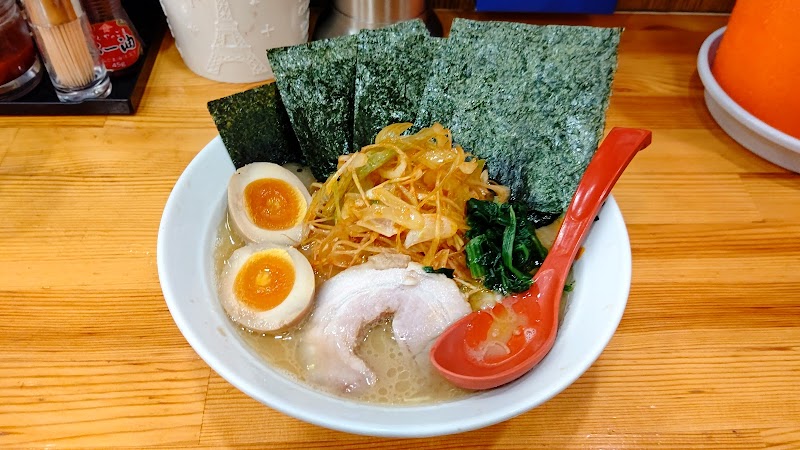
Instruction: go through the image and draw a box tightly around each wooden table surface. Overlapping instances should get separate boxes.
[2,11,799,449]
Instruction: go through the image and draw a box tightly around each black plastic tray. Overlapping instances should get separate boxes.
[0,0,167,116]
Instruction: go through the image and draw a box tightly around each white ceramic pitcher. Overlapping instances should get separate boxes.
[159,0,309,83]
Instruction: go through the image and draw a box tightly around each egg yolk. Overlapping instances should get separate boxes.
[244,178,305,230]
[234,249,296,311]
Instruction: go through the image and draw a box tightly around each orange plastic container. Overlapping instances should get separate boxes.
[712,0,800,139]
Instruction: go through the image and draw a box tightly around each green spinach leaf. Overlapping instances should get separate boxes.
[465,199,549,294]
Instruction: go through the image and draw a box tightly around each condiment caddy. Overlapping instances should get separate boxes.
[0,0,165,115]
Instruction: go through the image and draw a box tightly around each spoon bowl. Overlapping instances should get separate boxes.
[430,127,652,390]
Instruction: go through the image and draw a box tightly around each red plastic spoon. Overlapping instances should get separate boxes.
[430,127,652,390]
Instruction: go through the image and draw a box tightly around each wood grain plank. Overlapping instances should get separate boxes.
[740,174,800,222]
[628,223,800,257]
[200,366,764,449]
[169,434,766,450]
[623,129,787,174]
[613,12,728,31]
[0,358,208,447]
[0,116,106,128]
[607,95,719,130]
[594,329,800,427]
[0,289,199,355]
[613,53,703,97]
[623,282,800,331]
[762,428,800,450]
[619,27,727,55]
[0,126,212,172]
[626,222,800,283]
[631,253,800,284]
[0,127,216,290]
[613,173,762,224]
[0,128,17,165]
[617,0,735,13]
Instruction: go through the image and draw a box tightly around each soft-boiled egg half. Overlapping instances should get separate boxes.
[228,162,312,246]
[221,243,315,333]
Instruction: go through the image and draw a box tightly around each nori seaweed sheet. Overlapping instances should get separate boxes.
[387,18,428,35]
[268,35,357,180]
[207,82,302,168]
[414,19,622,213]
[268,20,429,180]
[353,24,439,149]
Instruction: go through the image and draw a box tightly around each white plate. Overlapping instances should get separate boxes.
[157,136,632,437]
[698,27,800,173]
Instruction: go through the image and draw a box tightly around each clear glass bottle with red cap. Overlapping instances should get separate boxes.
[80,0,142,73]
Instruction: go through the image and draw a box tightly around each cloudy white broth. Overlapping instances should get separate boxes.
[213,215,471,404]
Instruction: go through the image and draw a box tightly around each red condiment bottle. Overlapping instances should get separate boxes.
[80,0,142,73]
[0,0,42,100]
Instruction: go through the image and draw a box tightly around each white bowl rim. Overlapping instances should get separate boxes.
[697,26,800,152]
[156,136,633,437]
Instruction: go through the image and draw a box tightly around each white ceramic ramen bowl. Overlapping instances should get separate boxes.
[698,27,800,173]
[157,136,633,438]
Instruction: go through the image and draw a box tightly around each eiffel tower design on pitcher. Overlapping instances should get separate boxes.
[206,0,268,76]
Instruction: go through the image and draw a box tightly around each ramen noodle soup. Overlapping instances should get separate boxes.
[213,124,572,404]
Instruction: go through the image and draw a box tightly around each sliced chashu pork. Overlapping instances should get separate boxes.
[299,256,471,393]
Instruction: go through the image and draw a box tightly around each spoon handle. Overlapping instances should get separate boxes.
[541,128,652,277]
